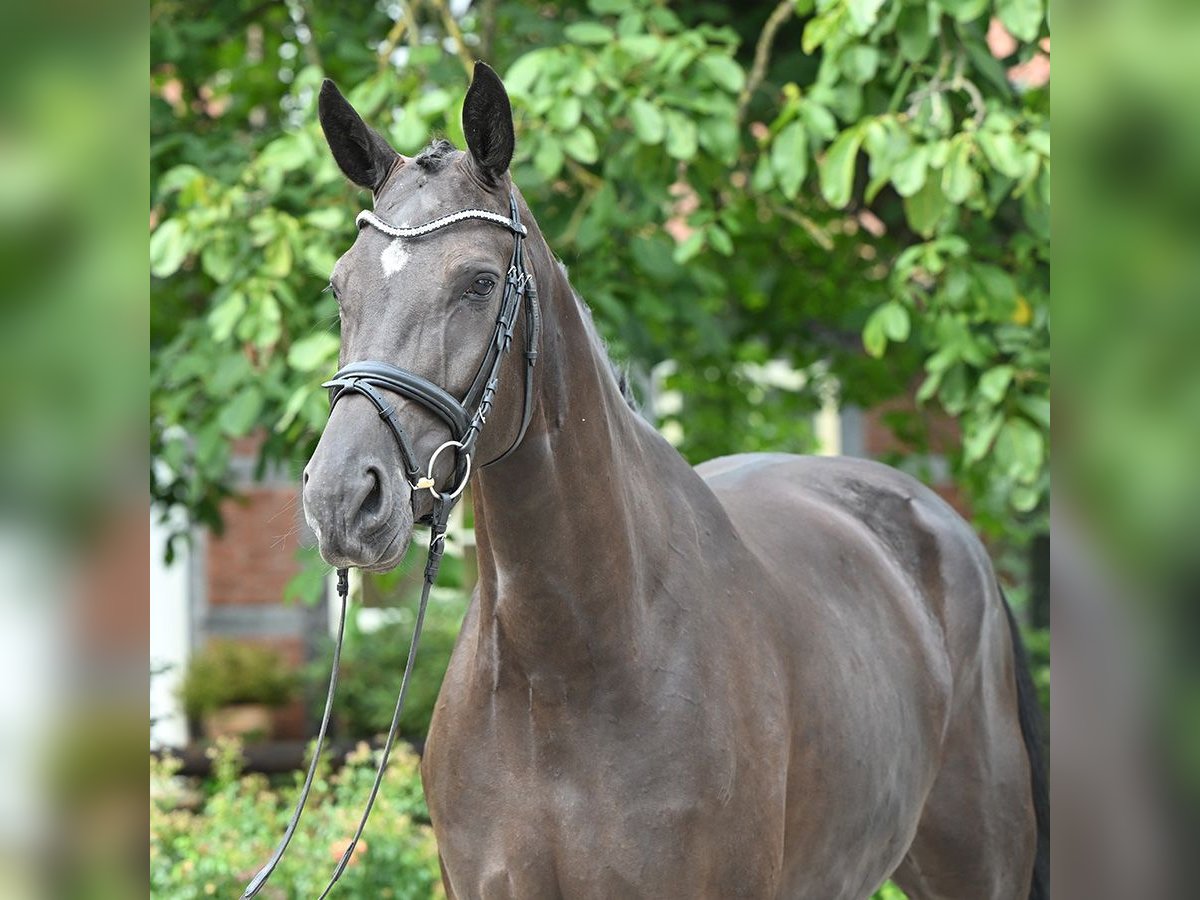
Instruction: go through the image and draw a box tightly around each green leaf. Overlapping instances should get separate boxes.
[564,22,614,44]
[940,362,969,414]
[629,99,665,144]
[150,219,190,279]
[156,164,204,197]
[964,412,1003,463]
[935,0,990,23]
[698,116,739,163]
[1018,395,1051,430]
[799,101,837,143]
[664,110,699,160]
[708,225,733,256]
[263,237,292,278]
[819,126,864,209]
[977,129,1026,179]
[995,417,1045,483]
[1010,484,1042,513]
[802,9,843,55]
[505,50,548,96]
[672,231,705,264]
[207,291,246,342]
[533,139,565,178]
[549,97,582,131]
[621,34,662,60]
[257,132,312,173]
[903,174,946,237]
[975,264,1018,315]
[891,145,929,197]
[288,332,340,372]
[916,368,944,403]
[200,237,236,284]
[847,0,886,33]
[771,121,808,201]
[218,387,264,437]
[413,88,452,117]
[941,136,979,204]
[700,54,745,93]
[863,313,886,358]
[752,154,775,192]
[563,126,600,164]
[879,302,911,342]
[839,45,880,84]
[276,385,313,432]
[305,208,345,230]
[896,5,933,62]
[303,243,337,278]
[997,0,1044,41]
[978,365,1014,404]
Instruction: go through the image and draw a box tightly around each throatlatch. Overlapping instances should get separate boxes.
[242,191,536,899]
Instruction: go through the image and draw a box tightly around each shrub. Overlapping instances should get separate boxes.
[151,737,443,898]
[311,592,468,741]
[178,640,296,719]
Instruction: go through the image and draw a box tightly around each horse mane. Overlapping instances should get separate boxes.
[554,260,639,413]
[414,138,457,172]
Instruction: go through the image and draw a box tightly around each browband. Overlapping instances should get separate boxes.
[355,207,527,239]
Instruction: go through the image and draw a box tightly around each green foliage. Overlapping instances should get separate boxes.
[150,738,442,898]
[313,589,470,740]
[151,0,1048,542]
[150,737,909,898]
[178,640,296,718]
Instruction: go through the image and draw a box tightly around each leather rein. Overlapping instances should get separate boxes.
[242,189,538,899]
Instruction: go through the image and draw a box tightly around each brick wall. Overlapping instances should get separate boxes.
[208,487,303,607]
[191,431,322,741]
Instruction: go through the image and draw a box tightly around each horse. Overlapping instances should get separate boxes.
[301,62,1047,900]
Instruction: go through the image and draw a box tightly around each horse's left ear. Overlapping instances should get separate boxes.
[318,79,400,194]
[462,61,515,185]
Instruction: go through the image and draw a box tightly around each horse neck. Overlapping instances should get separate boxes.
[469,243,690,687]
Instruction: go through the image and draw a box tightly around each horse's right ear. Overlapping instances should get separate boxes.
[318,79,400,194]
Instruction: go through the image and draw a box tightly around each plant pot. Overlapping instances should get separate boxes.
[203,703,274,741]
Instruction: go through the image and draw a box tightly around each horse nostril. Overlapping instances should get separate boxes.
[360,467,384,518]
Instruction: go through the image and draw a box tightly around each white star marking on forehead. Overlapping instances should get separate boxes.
[380,240,410,278]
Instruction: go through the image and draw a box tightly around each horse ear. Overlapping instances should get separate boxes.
[318,79,400,194]
[462,62,515,184]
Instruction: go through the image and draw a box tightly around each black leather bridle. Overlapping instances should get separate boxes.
[325,189,539,508]
[243,190,538,899]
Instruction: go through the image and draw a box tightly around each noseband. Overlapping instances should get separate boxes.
[242,190,539,899]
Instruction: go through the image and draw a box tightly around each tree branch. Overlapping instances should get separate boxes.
[377,11,409,70]
[429,0,475,78]
[736,0,796,126]
[479,0,499,62]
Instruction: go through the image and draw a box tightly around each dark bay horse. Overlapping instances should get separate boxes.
[302,63,1047,899]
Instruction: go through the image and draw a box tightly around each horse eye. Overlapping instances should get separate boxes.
[469,276,496,297]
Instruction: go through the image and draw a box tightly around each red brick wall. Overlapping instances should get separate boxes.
[207,487,303,606]
[199,429,311,740]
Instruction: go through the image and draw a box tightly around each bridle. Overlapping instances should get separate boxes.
[242,189,538,899]
[324,189,539,505]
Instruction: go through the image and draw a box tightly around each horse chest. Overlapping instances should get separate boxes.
[424,684,785,899]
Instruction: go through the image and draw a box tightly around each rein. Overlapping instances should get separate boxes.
[242,190,537,899]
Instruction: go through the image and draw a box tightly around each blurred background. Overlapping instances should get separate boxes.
[4,0,1199,896]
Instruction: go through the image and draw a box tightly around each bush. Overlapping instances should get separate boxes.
[151,738,443,898]
[312,591,468,741]
[178,640,296,719]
